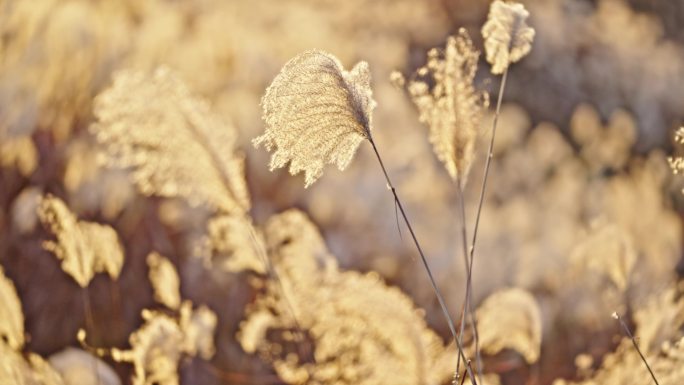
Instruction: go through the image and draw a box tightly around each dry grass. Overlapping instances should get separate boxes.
[0,1,683,385]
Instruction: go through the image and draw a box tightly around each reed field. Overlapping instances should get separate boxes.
[1,1,684,384]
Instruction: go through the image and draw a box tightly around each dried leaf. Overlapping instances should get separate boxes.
[254,50,376,187]
[477,288,542,364]
[37,195,124,287]
[91,67,249,214]
[482,0,535,74]
[147,252,181,311]
[0,266,24,350]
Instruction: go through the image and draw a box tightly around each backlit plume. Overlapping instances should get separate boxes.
[254,50,376,187]
[482,0,535,74]
[404,29,488,185]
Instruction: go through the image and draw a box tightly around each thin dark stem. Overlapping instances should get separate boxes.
[470,68,508,259]
[460,360,474,385]
[455,185,470,375]
[614,313,660,385]
[456,184,483,384]
[455,67,509,381]
[367,136,477,385]
[462,66,509,383]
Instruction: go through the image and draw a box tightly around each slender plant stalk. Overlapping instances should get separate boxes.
[456,185,483,384]
[614,313,660,385]
[459,359,474,385]
[366,135,477,385]
[469,67,508,260]
[457,66,509,381]
[455,185,470,374]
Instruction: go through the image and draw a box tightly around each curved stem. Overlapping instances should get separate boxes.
[455,185,470,376]
[461,66,509,382]
[367,136,477,385]
[615,313,660,385]
[456,185,483,384]
[469,67,508,259]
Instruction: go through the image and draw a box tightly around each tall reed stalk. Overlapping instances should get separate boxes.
[456,66,509,381]
[367,135,478,385]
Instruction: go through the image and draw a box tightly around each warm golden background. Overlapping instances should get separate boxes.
[1,0,684,384]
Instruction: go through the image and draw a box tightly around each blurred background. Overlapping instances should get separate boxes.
[1,0,684,384]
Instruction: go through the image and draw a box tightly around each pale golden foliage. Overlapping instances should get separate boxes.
[591,152,681,293]
[0,0,130,141]
[111,301,217,385]
[91,67,249,214]
[0,266,24,350]
[482,0,535,74]
[91,66,261,276]
[668,127,684,175]
[478,105,679,307]
[477,288,542,364]
[112,310,184,385]
[202,215,265,274]
[570,220,636,291]
[254,50,376,187]
[238,310,274,354]
[238,210,454,385]
[0,341,65,385]
[62,139,135,221]
[147,253,181,311]
[405,29,487,185]
[178,303,218,360]
[554,288,684,385]
[633,289,684,352]
[0,268,64,384]
[63,140,101,194]
[553,340,683,385]
[37,195,124,287]
[0,135,38,177]
[571,104,637,173]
